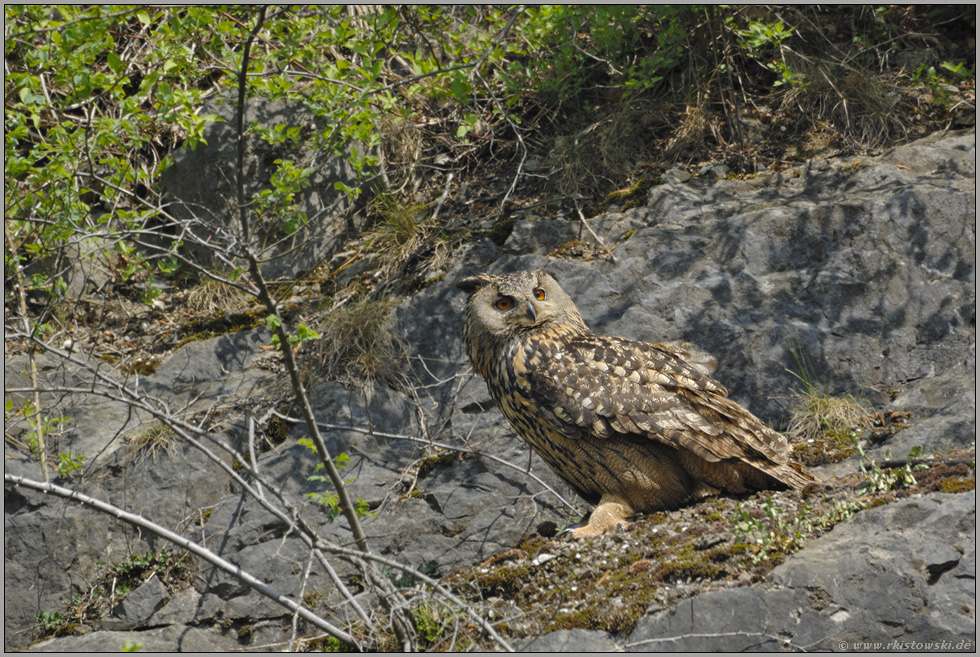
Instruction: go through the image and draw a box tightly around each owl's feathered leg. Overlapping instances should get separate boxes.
[562,496,635,538]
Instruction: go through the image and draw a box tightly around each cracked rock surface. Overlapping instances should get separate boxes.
[6,130,975,651]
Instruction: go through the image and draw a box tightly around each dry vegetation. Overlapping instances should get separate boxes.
[304,296,407,388]
[5,5,975,651]
[408,435,974,650]
[6,6,973,389]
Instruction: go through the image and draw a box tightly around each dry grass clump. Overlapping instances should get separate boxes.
[362,191,434,278]
[786,390,872,443]
[126,422,180,465]
[774,55,904,150]
[784,346,872,445]
[379,114,425,195]
[548,101,653,200]
[665,100,710,160]
[184,274,256,316]
[305,297,406,388]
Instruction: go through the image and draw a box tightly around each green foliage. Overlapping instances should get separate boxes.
[822,498,863,526]
[941,60,974,79]
[267,315,319,351]
[912,61,976,107]
[320,636,354,652]
[8,4,964,315]
[732,16,804,87]
[36,548,188,640]
[4,5,215,282]
[55,451,86,479]
[4,3,702,279]
[6,398,83,479]
[3,5,526,303]
[297,438,374,522]
[853,439,918,494]
[732,495,813,564]
[252,158,315,235]
[35,610,66,633]
[412,603,459,650]
[11,399,70,456]
[105,548,186,580]
[503,6,693,103]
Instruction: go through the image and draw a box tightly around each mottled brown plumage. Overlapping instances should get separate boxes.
[457,270,815,537]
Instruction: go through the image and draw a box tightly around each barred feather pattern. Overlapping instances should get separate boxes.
[458,270,815,526]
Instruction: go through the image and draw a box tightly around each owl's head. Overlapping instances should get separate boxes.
[457,270,589,352]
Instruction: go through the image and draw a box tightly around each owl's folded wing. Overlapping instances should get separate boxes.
[529,335,805,478]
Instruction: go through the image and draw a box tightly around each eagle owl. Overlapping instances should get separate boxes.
[457,270,815,538]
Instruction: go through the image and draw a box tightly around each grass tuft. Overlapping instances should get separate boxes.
[305,297,406,388]
[785,344,871,445]
[184,273,255,316]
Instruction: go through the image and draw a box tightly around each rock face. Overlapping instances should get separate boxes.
[5,130,975,651]
[627,493,975,651]
[161,92,376,279]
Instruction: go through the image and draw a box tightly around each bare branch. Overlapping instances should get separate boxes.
[5,473,358,645]
[273,411,580,512]
[4,222,50,481]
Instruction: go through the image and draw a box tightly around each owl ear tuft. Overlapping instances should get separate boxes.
[538,269,559,283]
[457,274,493,295]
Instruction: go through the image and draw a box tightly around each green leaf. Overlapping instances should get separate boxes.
[19,86,37,105]
[296,324,319,343]
[140,70,161,93]
[107,51,125,75]
[450,72,471,101]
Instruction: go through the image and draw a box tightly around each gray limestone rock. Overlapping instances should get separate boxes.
[628,493,976,652]
[102,574,169,631]
[517,627,619,652]
[5,130,975,652]
[161,92,377,279]
[27,625,238,653]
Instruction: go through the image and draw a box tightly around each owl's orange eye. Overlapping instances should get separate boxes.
[494,296,514,311]
[533,287,546,301]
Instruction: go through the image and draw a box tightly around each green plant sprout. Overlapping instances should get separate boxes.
[298,438,374,522]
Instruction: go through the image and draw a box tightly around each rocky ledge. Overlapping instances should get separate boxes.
[5,130,975,651]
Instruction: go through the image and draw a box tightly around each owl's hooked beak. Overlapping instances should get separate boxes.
[525,301,537,322]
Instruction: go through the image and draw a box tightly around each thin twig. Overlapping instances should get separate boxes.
[3,351,381,640]
[229,9,415,648]
[4,221,49,482]
[5,473,358,645]
[870,457,975,470]
[247,415,264,500]
[431,172,455,222]
[272,411,579,512]
[623,630,802,651]
[575,201,616,263]
[466,6,528,214]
